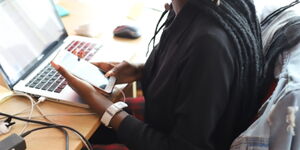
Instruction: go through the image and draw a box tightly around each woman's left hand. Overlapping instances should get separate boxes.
[50,61,112,115]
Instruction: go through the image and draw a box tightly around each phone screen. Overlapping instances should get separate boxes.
[52,50,115,93]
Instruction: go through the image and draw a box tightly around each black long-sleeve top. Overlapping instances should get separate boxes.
[117,2,255,150]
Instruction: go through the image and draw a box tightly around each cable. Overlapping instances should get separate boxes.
[0,92,40,134]
[17,105,91,150]
[0,93,92,149]
[0,112,93,150]
[60,127,70,150]
[1,112,97,120]
[0,93,94,150]
[114,86,126,102]
[18,112,96,119]
[20,125,69,150]
[19,94,35,134]
[0,93,59,133]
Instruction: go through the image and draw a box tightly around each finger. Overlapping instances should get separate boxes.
[104,61,129,77]
[91,62,115,72]
[92,62,119,66]
[50,61,90,90]
[110,62,120,66]
[51,61,76,81]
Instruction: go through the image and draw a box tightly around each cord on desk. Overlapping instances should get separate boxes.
[60,127,70,150]
[0,93,92,150]
[16,112,97,119]
[0,92,44,134]
[0,93,71,150]
[20,125,69,150]
[0,112,93,150]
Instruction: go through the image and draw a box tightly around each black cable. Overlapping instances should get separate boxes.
[0,112,93,150]
[60,127,70,150]
[20,126,70,150]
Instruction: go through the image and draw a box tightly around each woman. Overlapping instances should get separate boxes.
[51,0,264,149]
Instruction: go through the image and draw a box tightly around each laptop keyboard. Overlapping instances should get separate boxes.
[25,40,102,93]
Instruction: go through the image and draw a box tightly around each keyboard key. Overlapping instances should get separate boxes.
[29,83,37,88]
[48,82,60,92]
[25,40,102,92]
[35,82,45,89]
[65,41,75,50]
[54,88,63,93]
[42,83,52,90]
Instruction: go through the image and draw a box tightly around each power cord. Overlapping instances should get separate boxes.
[0,93,92,150]
[0,92,44,134]
[0,87,127,150]
[15,112,97,119]
[114,86,126,102]
[19,125,69,150]
[0,112,93,150]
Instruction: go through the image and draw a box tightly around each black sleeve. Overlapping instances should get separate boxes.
[117,33,235,150]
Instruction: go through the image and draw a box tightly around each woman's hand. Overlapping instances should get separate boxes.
[92,61,144,84]
[50,61,112,115]
[51,61,129,130]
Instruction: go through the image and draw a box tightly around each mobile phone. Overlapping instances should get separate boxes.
[52,50,116,94]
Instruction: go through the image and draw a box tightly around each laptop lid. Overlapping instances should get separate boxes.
[0,0,68,88]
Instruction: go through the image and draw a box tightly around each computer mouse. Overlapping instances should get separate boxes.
[113,25,141,39]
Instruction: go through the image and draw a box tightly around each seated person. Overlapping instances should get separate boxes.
[231,0,300,149]
[51,0,264,149]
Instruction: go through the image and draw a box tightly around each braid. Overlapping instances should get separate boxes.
[190,0,264,116]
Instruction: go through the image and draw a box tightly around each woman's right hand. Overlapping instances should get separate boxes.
[92,61,144,84]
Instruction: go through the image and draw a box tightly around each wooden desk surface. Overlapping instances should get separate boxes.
[0,0,161,149]
[0,85,100,150]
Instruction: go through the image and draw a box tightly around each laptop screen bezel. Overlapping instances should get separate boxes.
[0,0,68,89]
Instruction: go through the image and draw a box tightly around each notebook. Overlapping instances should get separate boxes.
[0,0,107,108]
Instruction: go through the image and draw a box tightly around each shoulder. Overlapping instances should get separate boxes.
[180,15,235,61]
[176,13,237,72]
[190,13,232,49]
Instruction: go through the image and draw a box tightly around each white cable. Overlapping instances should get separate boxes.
[1,111,96,120]
[0,92,36,134]
[114,86,126,102]
[30,100,93,150]
[0,93,92,149]
[17,112,97,119]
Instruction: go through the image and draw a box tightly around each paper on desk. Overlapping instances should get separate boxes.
[0,86,13,104]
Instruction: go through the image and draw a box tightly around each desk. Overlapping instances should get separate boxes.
[0,0,161,149]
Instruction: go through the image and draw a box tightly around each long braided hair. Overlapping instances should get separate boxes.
[189,0,264,119]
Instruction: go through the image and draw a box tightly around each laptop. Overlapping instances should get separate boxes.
[0,0,107,108]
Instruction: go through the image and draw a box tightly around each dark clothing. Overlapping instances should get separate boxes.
[116,2,257,150]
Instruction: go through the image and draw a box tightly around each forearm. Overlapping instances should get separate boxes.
[87,95,129,130]
[110,111,129,130]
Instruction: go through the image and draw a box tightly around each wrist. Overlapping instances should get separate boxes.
[135,64,144,80]
[100,102,128,128]
[110,111,128,130]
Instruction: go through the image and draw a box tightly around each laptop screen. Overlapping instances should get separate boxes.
[0,0,66,87]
